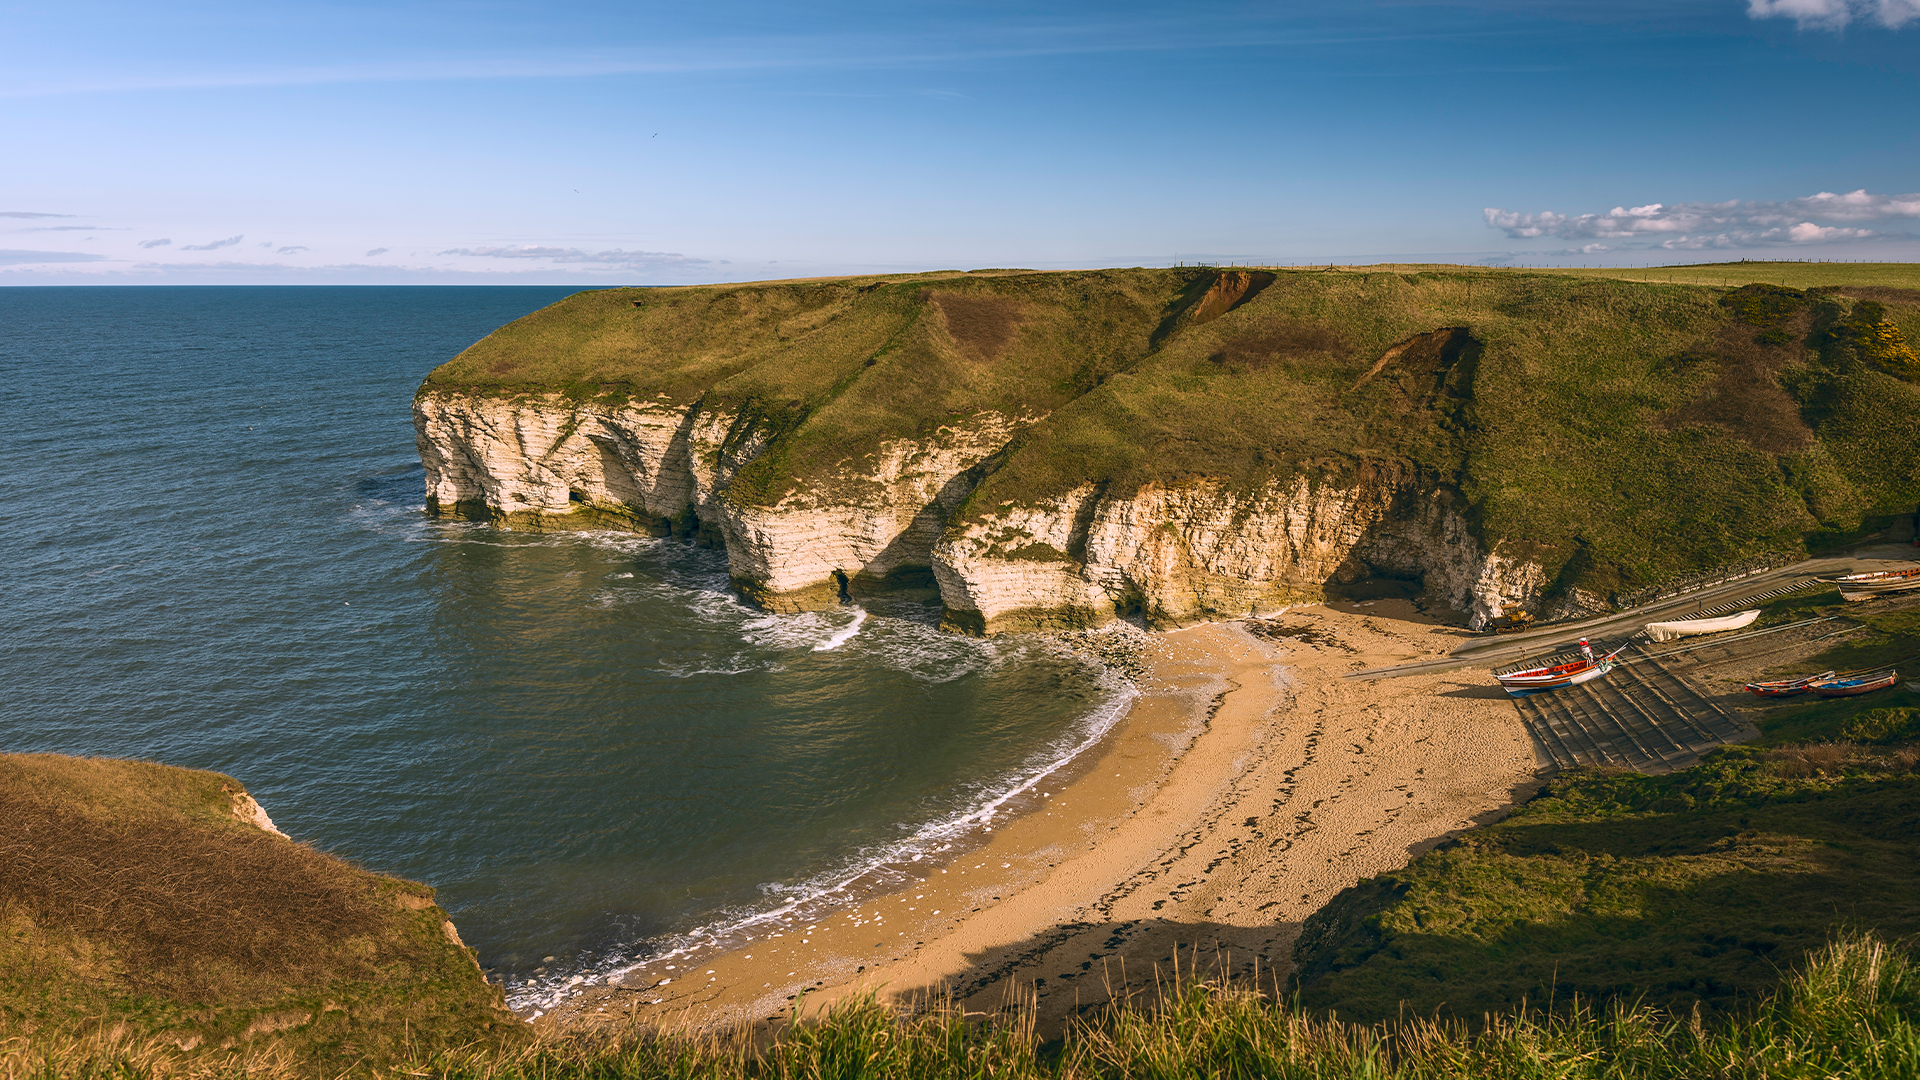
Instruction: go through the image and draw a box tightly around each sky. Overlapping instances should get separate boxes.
[3,0,1917,284]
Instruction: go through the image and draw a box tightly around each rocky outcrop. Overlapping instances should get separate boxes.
[933,466,1546,633]
[414,392,1035,612]
[416,391,1553,629]
[719,413,1029,608]
[413,394,706,531]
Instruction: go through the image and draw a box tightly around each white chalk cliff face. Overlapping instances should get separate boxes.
[414,392,1030,610]
[414,393,1547,629]
[933,468,1544,633]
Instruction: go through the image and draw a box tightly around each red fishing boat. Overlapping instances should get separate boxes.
[1494,640,1626,697]
[1809,670,1899,698]
[1745,671,1836,698]
[1822,566,1920,602]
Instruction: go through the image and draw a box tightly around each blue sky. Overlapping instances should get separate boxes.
[3,0,1917,283]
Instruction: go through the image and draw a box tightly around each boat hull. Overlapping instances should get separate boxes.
[1839,582,1920,601]
[1826,567,1920,602]
[1809,671,1898,698]
[1498,660,1614,697]
[1745,671,1834,698]
[1645,609,1760,643]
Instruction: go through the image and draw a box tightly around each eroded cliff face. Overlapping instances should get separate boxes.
[416,393,1549,629]
[933,467,1545,633]
[414,393,706,529]
[413,392,1033,611]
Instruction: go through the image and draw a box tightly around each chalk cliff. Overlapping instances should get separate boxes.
[414,392,1042,613]
[414,393,1544,628]
[932,468,1546,633]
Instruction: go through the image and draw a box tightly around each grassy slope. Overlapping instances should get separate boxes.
[420,264,1920,607]
[1292,605,1920,1024]
[30,935,1920,1078]
[0,753,514,1067]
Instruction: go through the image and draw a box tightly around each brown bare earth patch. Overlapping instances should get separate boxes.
[1210,321,1350,370]
[1349,326,1475,392]
[1662,306,1814,454]
[930,291,1028,362]
[1187,270,1276,326]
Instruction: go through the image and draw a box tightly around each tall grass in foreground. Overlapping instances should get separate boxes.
[9,932,1917,1079]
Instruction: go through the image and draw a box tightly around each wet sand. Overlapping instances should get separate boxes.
[539,600,1540,1033]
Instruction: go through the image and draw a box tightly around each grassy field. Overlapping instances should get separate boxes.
[0,754,517,1069]
[1290,600,1920,1026]
[14,933,1918,1078]
[422,263,1920,611]
[1543,261,1920,291]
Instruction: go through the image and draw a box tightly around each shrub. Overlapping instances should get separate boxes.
[1844,707,1920,744]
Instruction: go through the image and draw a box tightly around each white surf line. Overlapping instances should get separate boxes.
[813,608,868,651]
[515,673,1142,1012]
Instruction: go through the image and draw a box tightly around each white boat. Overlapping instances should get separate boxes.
[1494,641,1627,697]
[1643,609,1760,642]
[1821,566,1920,602]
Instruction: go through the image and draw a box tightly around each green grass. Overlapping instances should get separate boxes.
[1290,741,1920,1025]
[1541,260,1920,292]
[0,754,518,1069]
[420,264,1920,612]
[16,933,1920,1078]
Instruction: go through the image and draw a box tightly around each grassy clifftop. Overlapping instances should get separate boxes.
[0,753,515,1069]
[421,263,1920,608]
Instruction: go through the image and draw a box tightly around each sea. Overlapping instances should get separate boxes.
[0,286,1129,1008]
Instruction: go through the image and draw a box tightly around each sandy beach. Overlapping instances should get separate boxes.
[539,600,1540,1033]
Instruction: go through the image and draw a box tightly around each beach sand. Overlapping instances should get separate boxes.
[539,600,1540,1033]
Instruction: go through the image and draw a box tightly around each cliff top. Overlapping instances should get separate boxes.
[419,262,1920,604]
[0,753,514,1069]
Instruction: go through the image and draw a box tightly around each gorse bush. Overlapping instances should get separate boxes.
[1845,708,1920,745]
[1824,299,1920,380]
[10,931,1916,1079]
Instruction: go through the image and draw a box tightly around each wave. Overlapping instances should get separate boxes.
[374,520,1132,1013]
[507,651,1139,1013]
[812,608,867,651]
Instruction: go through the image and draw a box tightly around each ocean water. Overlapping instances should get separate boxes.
[0,286,1124,1005]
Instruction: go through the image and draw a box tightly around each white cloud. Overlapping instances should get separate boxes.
[0,249,108,265]
[365,247,389,257]
[1747,0,1920,28]
[276,245,309,254]
[139,238,171,248]
[1785,222,1875,242]
[0,211,74,219]
[1485,189,1920,250]
[180,234,244,251]
[437,244,709,270]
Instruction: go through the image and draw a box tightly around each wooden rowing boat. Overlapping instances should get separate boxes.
[1821,566,1920,602]
[1494,641,1626,697]
[1809,670,1898,698]
[1745,670,1835,698]
[1644,609,1760,642]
